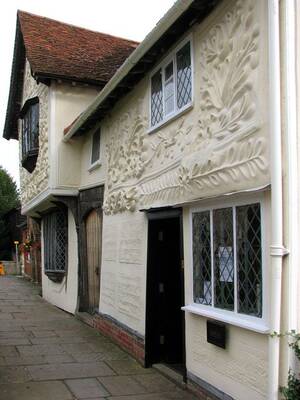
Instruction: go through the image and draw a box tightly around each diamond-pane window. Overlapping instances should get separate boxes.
[237,204,262,317]
[151,70,163,126]
[192,202,263,319]
[150,39,192,128]
[193,211,212,305]
[44,209,67,275]
[213,208,234,311]
[176,42,192,109]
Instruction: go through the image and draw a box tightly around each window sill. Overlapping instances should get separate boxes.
[45,271,65,283]
[182,304,269,334]
[148,102,193,135]
[88,160,102,173]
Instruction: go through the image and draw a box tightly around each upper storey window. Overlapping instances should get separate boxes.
[88,127,101,172]
[20,97,39,173]
[150,38,193,130]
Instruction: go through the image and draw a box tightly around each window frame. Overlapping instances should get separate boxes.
[43,208,68,283]
[148,35,194,133]
[88,127,102,172]
[183,193,269,333]
[20,97,39,173]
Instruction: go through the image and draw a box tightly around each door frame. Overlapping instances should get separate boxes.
[144,207,186,381]
[77,186,104,312]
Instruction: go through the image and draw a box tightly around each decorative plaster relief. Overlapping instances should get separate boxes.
[20,61,50,205]
[104,0,267,215]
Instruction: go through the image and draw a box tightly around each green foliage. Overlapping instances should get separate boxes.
[0,166,19,216]
[0,166,19,260]
[276,330,300,400]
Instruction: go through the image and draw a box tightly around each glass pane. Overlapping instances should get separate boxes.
[213,208,234,310]
[54,210,67,272]
[151,70,163,126]
[164,62,174,115]
[176,42,192,109]
[91,128,101,164]
[165,62,173,81]
[237,204,262,317]
[193,212,212,305]
[31,103,39,149]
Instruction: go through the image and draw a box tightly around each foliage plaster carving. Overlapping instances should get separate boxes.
[104,0,268,215]
[20,61,50,205]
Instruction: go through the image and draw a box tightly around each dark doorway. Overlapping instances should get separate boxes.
[145,209,185,375]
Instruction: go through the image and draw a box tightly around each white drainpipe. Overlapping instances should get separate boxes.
[283,0,298,369]
[268,0,289,399]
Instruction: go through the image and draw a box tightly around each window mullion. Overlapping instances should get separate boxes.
[233,206,238,314]
[210,210,215,308]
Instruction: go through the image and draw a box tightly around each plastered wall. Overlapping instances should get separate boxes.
[41,209,78,314]
[99,210,148,335]
[51,82,99,189]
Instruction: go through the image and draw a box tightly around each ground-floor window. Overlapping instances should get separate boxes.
[43,208,67,281]
[192,202,262,318]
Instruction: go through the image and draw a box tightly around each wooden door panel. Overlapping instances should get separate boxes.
[86,209,102,311]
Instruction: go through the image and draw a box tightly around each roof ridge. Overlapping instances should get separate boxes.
[17,9,139,45]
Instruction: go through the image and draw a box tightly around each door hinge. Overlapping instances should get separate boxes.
[160,335,165,345]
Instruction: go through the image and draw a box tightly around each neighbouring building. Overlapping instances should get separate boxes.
[3,1,300,400]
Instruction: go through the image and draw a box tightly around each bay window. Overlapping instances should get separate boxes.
[20,97,39,173]
[150,38,192,129]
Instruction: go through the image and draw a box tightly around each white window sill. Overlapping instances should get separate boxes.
[182,304,269,334]
[148,102,193,135]
[88,160,101,173]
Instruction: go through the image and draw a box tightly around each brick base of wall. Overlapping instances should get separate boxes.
[91,312,145,365]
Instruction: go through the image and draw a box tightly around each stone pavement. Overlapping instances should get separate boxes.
[0,276,197,400]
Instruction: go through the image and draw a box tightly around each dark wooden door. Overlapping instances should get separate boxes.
[86,209,102,312]
[146,214,185,370]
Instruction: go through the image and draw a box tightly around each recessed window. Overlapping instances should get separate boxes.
[91,128,101,166]
[43,209,67,282]
[150,38,192,129]
[20,97,39,173]
[192,203,262,318]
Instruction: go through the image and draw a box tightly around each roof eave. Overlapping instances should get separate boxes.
[64,0,219,142]
[3,18,25,140]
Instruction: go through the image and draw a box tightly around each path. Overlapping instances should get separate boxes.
[0,276,197,400]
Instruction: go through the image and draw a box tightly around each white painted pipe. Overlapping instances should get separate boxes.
[283,0,298,370]
[268,0,289,399]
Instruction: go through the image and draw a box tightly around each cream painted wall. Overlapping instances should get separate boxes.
[51,82,99,189]
[41,209,79,314]
[79,123,107,190]
[182,190,271,400]
[99,210,148,335]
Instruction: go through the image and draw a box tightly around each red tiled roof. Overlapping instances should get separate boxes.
[18,10,139,84]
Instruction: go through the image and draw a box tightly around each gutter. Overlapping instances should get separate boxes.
[268,1,289,399]
[63,0,194,142]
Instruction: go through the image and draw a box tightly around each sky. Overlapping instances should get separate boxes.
[0,0,175,186]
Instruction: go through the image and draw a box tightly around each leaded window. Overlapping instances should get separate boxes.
[192,203,262,318]
[20,98,39,173]
[91,128,101,165]
[43,209,67,281]
[150,39,192,128]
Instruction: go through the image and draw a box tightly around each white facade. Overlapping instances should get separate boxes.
[16,1,300,399]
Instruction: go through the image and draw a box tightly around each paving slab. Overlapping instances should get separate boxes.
[0,276,198,400]
[0,381,73,400]
[28,362,116,380]
[65,377,109,398]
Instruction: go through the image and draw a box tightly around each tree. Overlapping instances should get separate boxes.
[0,167,19,260]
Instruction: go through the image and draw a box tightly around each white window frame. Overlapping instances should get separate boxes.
[88,127,102,172]
[148,35,194,133]
[183,193,269,334]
